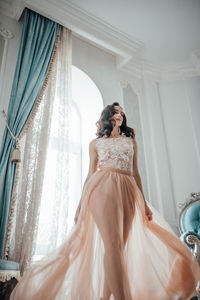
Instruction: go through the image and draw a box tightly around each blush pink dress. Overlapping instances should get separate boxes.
[10,135,200,300]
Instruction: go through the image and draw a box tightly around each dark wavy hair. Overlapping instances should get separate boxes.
[95,102,135,139]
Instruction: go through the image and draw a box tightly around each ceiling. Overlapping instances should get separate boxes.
[67,0,200,64]
[0,0,200,79]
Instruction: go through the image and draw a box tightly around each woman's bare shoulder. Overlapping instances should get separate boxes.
[128,133,136,147]
[90,137,99,144]
[131,137,137,151]
[89,138,99,151]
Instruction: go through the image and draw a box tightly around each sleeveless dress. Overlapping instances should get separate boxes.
[10,135,200,300]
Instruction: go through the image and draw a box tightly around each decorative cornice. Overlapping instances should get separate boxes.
[1,0,200,81]
[13,0,144,68]
[121,54,200,81]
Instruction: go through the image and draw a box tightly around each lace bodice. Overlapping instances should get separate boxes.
[95,135,134,173]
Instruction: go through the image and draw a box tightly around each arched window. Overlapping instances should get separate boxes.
[72,65,103,179]
[68,66,103,227]
[33,66,103,261]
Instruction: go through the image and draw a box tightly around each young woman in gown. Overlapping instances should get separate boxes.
[10,102,200,300]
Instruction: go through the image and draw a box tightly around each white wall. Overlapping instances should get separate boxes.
[185,76,200,157]
[159,78,200,204]
[140,77,200,232]
[0,13,22,144]
[72,36,123,106]
[140,80,178,231]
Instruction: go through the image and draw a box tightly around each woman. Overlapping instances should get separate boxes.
[74,102,153,300]
[11,102,200,300]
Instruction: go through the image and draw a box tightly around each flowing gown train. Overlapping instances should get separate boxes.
[10,135,200,300]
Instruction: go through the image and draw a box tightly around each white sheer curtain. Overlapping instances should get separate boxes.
[7,26,72,274]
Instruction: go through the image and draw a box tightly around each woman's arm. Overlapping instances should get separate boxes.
[132,138,146,200]
[132,138,152,221]
[74,139,98,223]
[80,139,98,202]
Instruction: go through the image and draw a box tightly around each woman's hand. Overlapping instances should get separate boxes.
[145,204,153,221]
[74,203,81,224]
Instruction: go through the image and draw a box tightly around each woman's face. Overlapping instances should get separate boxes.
[112,105,124,127]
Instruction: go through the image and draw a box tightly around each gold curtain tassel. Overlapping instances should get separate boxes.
[11,140,21,163]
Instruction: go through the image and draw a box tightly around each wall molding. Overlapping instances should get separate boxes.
[0,25,14,40]
[0,23,14,105]
[1,0,200,81]
[122,54,200,81]
[156,82,178,220]
[183,78,200,171]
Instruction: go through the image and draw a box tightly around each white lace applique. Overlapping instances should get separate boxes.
[95,135,134,172]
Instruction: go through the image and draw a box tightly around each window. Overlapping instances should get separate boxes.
[33,66,103,261]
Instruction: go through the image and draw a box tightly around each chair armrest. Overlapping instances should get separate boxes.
[0,259,20,282]
[0,259,19,271]
[180,232,200,265]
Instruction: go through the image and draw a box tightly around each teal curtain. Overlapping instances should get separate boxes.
[0,8,59,257]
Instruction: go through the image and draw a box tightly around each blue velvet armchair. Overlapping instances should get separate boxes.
[0,259,20,298]
[179,192,200,299]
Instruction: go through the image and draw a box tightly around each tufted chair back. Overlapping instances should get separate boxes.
[179,193,200,299]
[179,193,200,265]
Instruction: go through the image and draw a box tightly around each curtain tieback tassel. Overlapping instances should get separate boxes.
[11,139,21,163]
[2,110,21,164]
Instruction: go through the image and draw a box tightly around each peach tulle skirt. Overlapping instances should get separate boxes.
[10,166,200,300]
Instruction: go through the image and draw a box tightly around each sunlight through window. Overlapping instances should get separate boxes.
[33,66,103,261]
